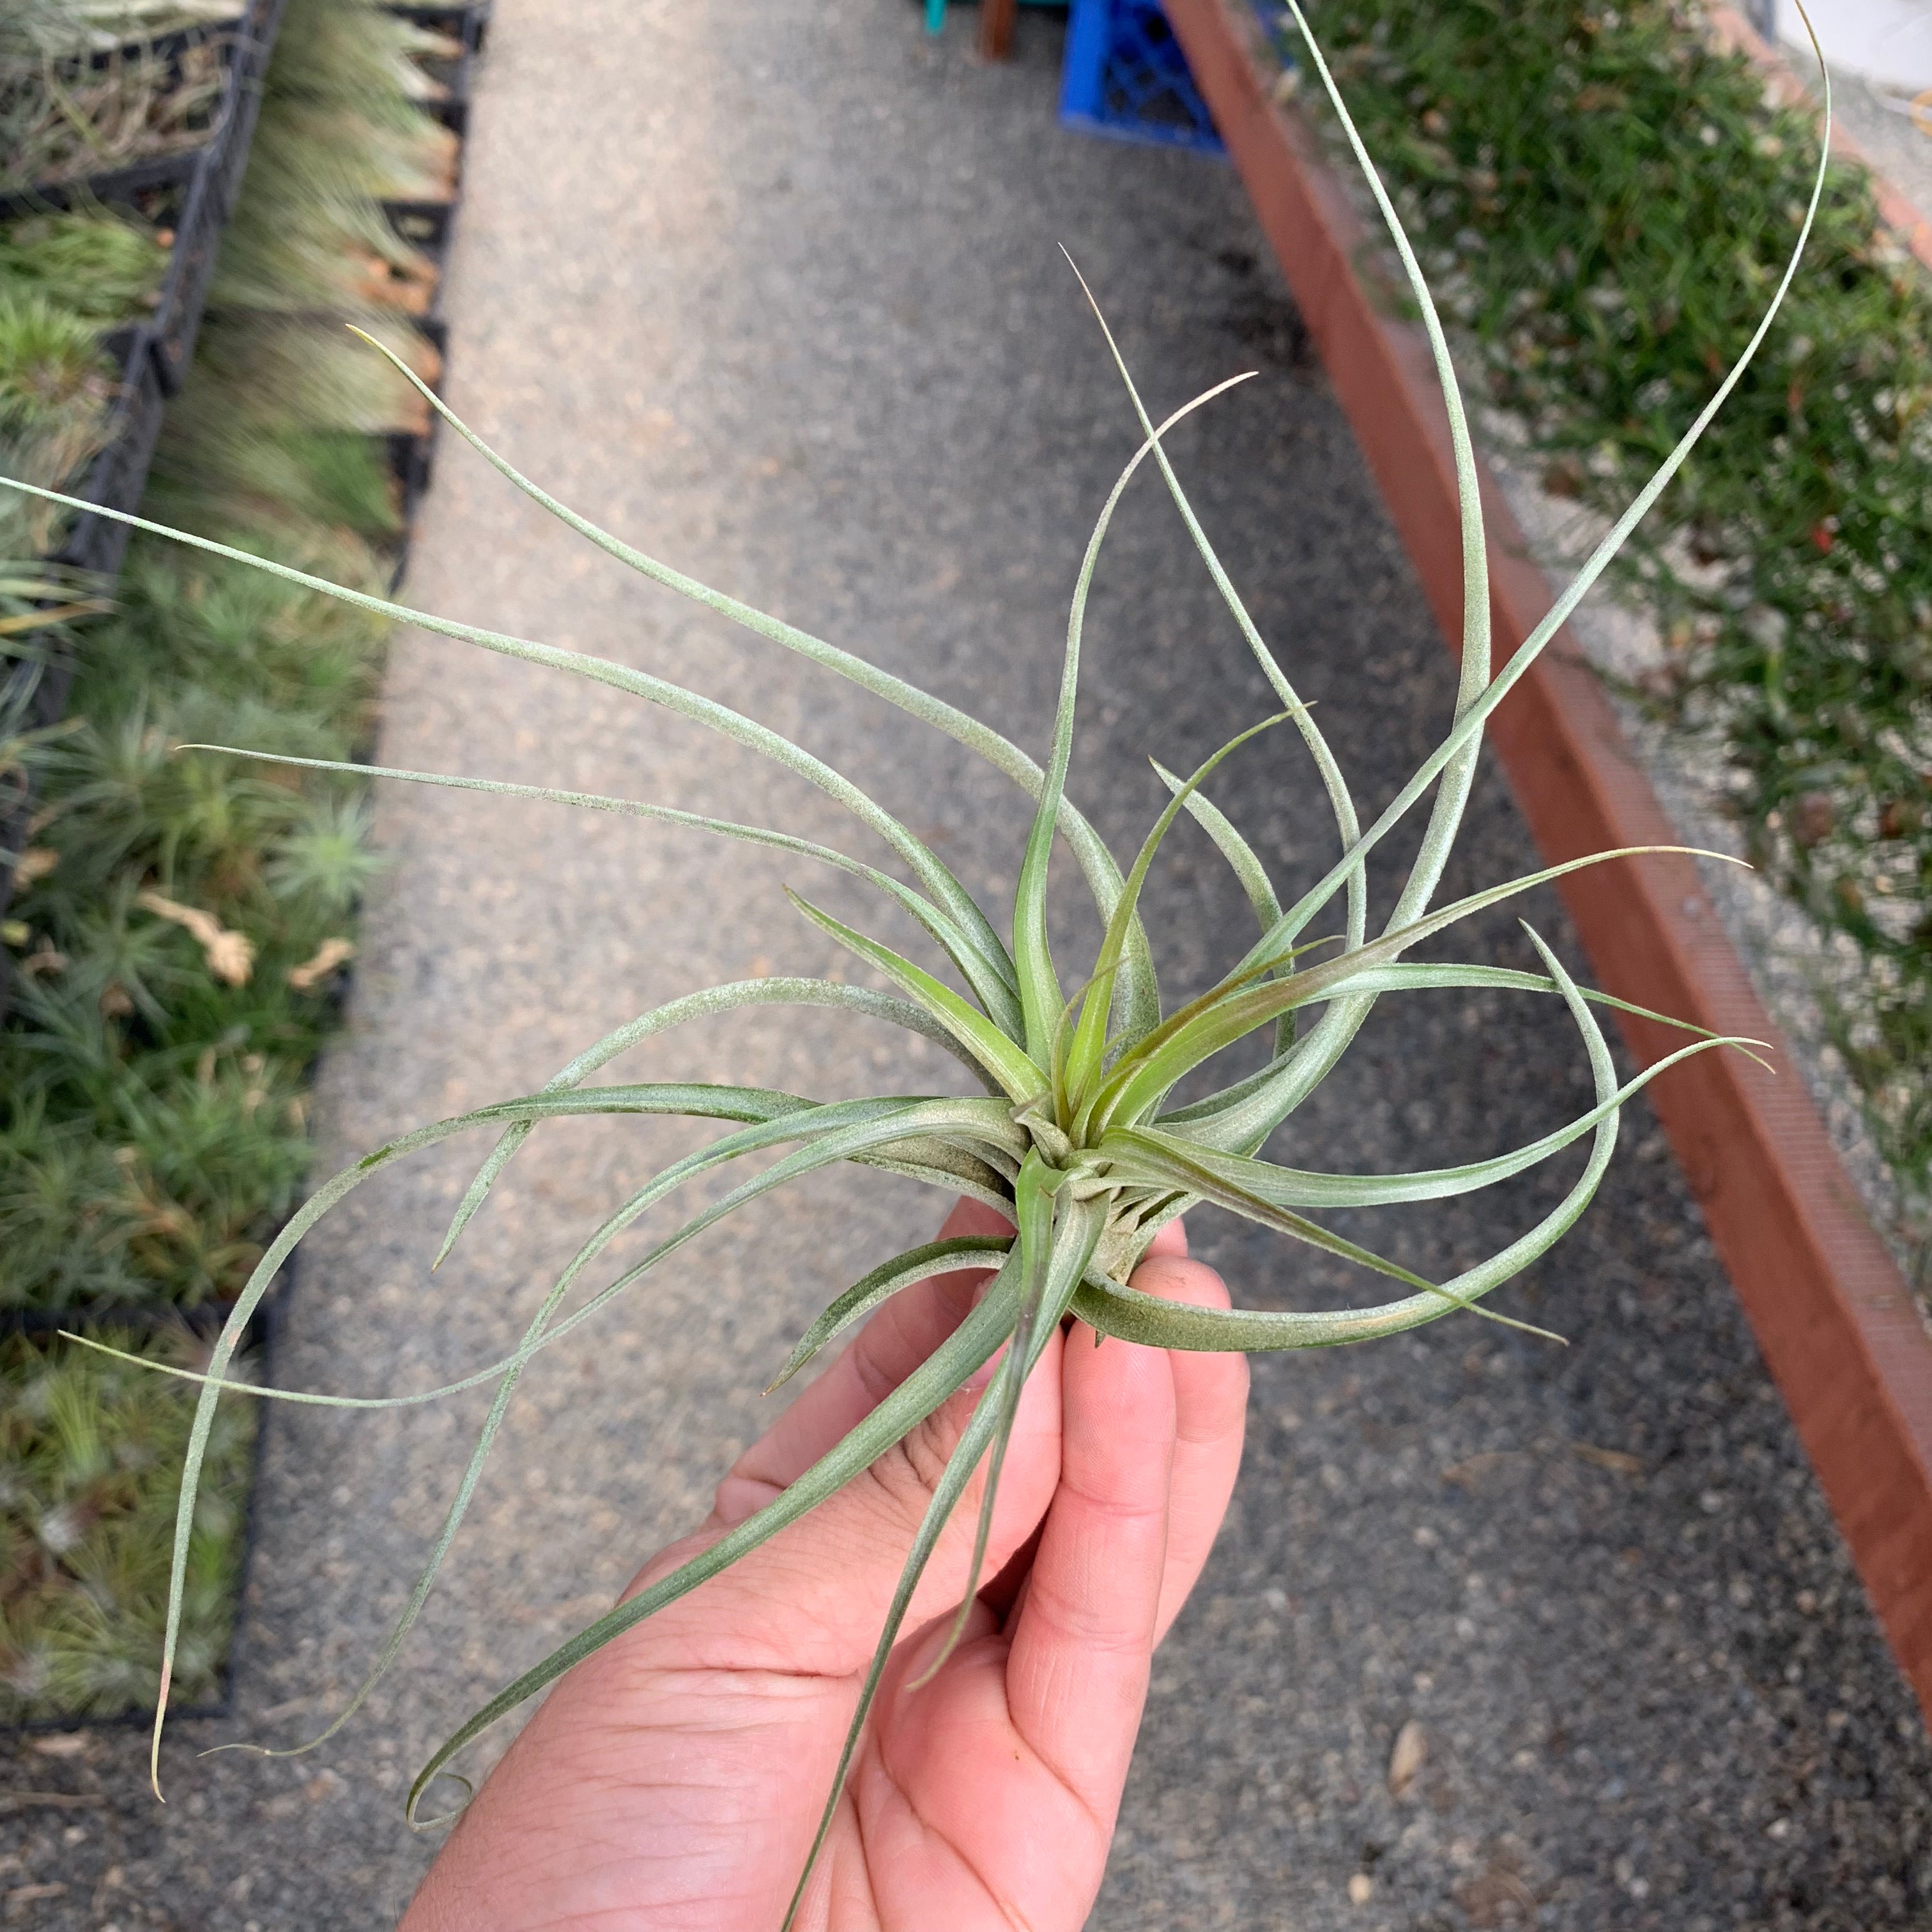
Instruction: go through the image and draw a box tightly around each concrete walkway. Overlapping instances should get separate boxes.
[7,4,1930,1928]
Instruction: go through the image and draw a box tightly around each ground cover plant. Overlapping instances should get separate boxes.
[1266,0,1932,1280]
[1,0,447,1718]
[0,2,240,61]
[209,0,456,320]
[0,206,172,563]
[4,2,1825,1915]
[1,559,105,893]
[0,543,387,1311]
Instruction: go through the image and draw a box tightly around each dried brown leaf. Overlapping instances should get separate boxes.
[288,936,356,991]
[137,890,254,986]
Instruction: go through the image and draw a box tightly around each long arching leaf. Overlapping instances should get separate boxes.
[187,744,1021,1035]
[347,328,1254,1045]
[436,976,1000,1267]
[1072,928,1630,1349]
[405,1250,1031,1825]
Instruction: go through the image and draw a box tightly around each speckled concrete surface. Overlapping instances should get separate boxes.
[5,4,1930,1928]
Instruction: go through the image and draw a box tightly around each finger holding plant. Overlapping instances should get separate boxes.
[1,3,1830,1920]
[399,1200,1250,1932]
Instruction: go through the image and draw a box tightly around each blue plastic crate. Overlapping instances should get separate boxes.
[1059,0,1224,154]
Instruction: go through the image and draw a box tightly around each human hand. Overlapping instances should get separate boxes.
[401,1200,1248,1931]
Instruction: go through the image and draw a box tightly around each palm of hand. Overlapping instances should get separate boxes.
[403,1203,1246,1932]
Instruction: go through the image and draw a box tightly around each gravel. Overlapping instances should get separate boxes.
[4,3,1928,1928]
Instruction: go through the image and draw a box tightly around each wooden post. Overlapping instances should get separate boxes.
[979,0,1018,59]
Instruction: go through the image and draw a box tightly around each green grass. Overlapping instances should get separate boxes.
[2,0,441,1315]
[1266,0,1931,1275]
[0,210,172,560]
[0,1324,257,1724]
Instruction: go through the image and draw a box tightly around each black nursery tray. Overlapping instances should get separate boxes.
[144,162,224,392]
[382,0,492,51]
[408,3,480,137]
[0,326,166,808]
[382,191,460,326]
[385,192,458,260]
[205,0,287,220]
[145,0,288,388]
[380,317,448,592]
[1,30,234,218]
[0,145,201,220]
[64,8,247,74]
[0,0,286,920]
[2,0,285,395]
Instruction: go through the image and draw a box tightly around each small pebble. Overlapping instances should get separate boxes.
[1388,1719,1429,1797]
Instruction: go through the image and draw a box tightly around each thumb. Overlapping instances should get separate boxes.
[622,1303,1066,1683]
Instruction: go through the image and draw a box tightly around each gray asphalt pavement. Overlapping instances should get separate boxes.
[6,4,1930,1928]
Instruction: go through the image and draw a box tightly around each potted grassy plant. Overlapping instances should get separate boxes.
[3,1,1827,1917]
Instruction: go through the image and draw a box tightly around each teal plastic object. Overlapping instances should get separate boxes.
[924,0,1066,34]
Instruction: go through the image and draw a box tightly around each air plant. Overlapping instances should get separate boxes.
[0,290,118,555]
[0,29,227,192]
[3,2,1827,1917]
[0,0,240,63]
[0,206,171,325]
[0,1323,256,1722]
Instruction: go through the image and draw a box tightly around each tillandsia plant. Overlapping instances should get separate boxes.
[0,1,240,62]
[0,290,118,557]
[0,207,171,326]
[0,28,228,194]
[2,1,1828,1917]
[0,1324,257,1722]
